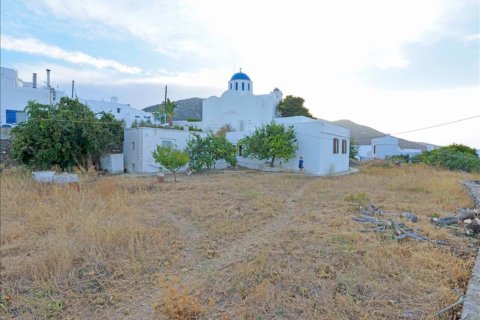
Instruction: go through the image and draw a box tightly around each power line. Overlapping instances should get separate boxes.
[392,114,480,135]
[351,114,480,141]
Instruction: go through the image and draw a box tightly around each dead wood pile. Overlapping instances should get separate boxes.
[352,204,445,244]
[432,208,480,235]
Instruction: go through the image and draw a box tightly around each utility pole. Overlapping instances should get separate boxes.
[71,80,75,98]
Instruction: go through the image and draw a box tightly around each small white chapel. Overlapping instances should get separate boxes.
[124,70,351,175]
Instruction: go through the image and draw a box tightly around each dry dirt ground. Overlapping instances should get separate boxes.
[1,164,479,319]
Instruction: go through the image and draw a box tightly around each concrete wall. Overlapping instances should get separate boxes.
[124,127,206,173]
[100,153,124,173]
[372,136,400,159]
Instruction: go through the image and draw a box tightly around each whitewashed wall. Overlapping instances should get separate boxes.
[1,67,65,125]
[372,136,400,159]
[124,127,206,173]
[202,90,282,133]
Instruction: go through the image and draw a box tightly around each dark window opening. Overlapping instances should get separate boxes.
[333,138,339,154]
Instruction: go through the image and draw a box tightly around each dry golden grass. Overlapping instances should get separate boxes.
[1,164,479,319]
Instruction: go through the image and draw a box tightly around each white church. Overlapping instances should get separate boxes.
[124,70,351,175]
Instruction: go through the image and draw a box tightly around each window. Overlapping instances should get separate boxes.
[342,139,347,154]
[235,82,238,90]
[248,83,250,91]
[162,140,173,148]
[242,82,245,91]
[333,138,339,154]
[117,108,121,113]
[230,83,232,90]
[131,141,135,151]
[6,110,25,124]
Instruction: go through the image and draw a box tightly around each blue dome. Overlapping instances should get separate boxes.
[230,72,251,81]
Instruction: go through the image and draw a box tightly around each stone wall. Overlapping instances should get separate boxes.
[0,139,13,167]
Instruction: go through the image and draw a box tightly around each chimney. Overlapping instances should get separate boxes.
[46,69,51,87]
[32,73,37,88]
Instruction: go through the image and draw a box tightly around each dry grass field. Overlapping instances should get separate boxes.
[1,164,479,319]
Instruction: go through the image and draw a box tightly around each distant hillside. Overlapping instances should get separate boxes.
[143,99,430,150]
[331,119,428,150]
[143,97,204,121]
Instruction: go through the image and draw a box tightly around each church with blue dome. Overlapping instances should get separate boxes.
[125,68,350,176]
[228,69,253,93]
[202,69,282,133]
[200,69,350,175]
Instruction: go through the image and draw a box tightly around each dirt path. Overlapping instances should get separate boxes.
[121,177,316,319]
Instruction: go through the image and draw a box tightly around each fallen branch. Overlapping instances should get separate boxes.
[434,295,464,317]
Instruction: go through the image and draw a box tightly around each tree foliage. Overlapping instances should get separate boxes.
[153,99,177,126]
[152,145,189,182]
[277,95,314,118]
[11,98,124,170]
[238,122,298,167]
[413,144,480,173]
[186,133,237,172]
[349,138,358,159]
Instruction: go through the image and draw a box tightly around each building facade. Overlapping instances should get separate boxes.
[125,70,350,175]
[1,67,152,128]
[1,67,65,126]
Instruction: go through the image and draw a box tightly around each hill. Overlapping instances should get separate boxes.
[143,99,429,149]
[143,97,203,121]
[331,119,429,150]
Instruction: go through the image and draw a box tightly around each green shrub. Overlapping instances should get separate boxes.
[413,144,480,173]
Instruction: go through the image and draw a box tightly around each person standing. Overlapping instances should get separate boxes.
[298,156,304,173]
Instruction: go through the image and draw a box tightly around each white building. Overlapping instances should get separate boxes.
[357,136,422,160]
[79,96,154,128]
[0,67,152,128]
[371,136,401,159]
[1,67,65,126]
[125,70,350,175]
[124,127,207,173]
[202,71,282,132]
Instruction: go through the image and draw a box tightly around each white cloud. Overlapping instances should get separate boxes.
[1,35,142,74]
[465,34,480,41]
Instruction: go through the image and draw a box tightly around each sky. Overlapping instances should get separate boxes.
[1,0,479,148]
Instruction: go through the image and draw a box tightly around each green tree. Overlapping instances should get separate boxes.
[349,138,358,159]
[186,134,214,172]
[152,145,189,182]
[186,133,237,172]
[238,122,298,167]
[11,98,124,170]
[153,99,177,126]
[277,95,314,118]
